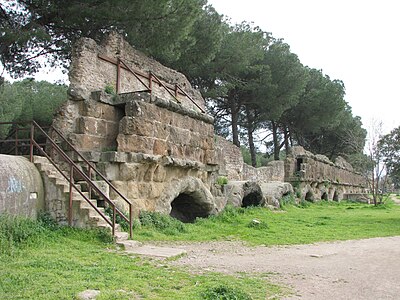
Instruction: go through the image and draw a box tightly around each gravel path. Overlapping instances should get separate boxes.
[168,236,400,299]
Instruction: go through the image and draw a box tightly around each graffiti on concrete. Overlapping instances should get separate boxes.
[6,176,24,193]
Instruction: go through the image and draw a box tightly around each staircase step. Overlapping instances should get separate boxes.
[32,156,131,239]
[114,231,129,242]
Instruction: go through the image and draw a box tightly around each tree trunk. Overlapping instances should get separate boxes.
[283,126,290,156]
[230,96,240,147]
[246,107,257,167]
[271,120,280,160]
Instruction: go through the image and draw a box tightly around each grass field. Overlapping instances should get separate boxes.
[1,200,400,299]
[134,200,400,245]
[0,215,281,300]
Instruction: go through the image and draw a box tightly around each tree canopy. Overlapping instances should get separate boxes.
[0,0,223,77]
[0,79,67,138]
[0,0,367,166]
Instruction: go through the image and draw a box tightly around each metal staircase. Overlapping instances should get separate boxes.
[0,121,133,239]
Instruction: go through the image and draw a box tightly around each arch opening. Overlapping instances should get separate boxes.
[242,191,263,208]
[321,192,328,200]
[305,191,314,202]
[333,191,339,202]
[170,192,211,223]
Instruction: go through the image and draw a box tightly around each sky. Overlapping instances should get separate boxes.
[208,0,400,135]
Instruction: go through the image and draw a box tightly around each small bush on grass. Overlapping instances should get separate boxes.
[216,176,229,185]
[210,205,246,223]
[298,200,311,208]
[104,206,130,232]
[139,211,186,235]
[279,194,296,209]
[202,284,252,300]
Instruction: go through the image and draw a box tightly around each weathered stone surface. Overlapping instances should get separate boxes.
[45,32,368,228]
[69,32,206,112]
[223,181,246,207]
[260,182,294,207]
[285,146,367,202]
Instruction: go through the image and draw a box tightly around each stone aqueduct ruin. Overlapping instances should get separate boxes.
[0,33,368,224]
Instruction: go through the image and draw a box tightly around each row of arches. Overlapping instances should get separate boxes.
[169,189,266,222]
[165,180,365,223]
[304,190,339,202]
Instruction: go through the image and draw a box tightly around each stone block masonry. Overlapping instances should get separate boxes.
[285,146,367,201]
[117,94,215,165]
[68,32,205,112]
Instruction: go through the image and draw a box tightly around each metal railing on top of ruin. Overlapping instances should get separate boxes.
[0,121,133,239]
[98,54,206,113]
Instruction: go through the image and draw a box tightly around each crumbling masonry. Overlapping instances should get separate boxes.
[45,33,367,224]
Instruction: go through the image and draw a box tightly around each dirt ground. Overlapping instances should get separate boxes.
[167,236,400,299]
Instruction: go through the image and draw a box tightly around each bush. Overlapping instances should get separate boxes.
[202,285,252,300]
[0,214,48,255]
[139,211,186,235]
[298,200,311,208]
[210,205,246,223]
[216,176,228,186]
[104,206,130,232]
[279,193,296,209]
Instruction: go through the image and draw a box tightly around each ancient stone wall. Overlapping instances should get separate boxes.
[284,146,367,201]
[117,93,215,165]
[51,33,220,221]
[214,136,244,180]
[215,136,284,182]
[69,32,205,112]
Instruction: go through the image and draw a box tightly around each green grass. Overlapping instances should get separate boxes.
[3,200,399,299]
[133,201,400,246]
[0,214,282,300]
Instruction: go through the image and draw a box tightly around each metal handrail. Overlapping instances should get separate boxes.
[97,54,206,113]
[0,121,133,238]
[48,124,133,237]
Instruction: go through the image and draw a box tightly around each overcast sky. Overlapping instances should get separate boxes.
[208,0,400,134]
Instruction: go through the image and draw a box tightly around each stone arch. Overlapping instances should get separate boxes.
[305,191,314,202]
[321,192,328,200]
[333,190,339,201]
[157,177,215,223]
[241,181,263,207]
[170,192,211,223]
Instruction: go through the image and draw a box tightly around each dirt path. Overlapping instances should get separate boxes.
[167,236,400,299]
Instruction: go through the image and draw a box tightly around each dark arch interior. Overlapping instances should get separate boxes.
[333,191,339,201]
[242,191,263,208]
[296,158,304,172]
[170,193,210,223]
[321,192,328,200]
[305,191,314,202]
